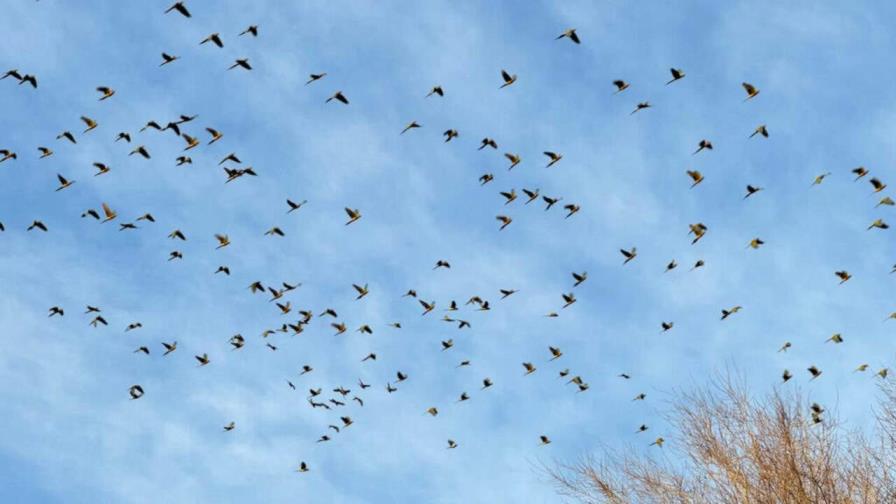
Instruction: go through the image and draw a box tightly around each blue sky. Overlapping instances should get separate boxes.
[1,1,894,502]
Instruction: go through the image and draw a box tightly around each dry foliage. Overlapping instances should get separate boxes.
[547,376,896,503]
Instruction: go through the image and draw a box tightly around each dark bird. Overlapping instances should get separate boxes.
[160,53,179,66]
[200,33,223,48]
[327,91,349,104]
[164,2,191,18]
[306,73,327,85]
[556,28,580,44]
[499,69,517,88]
[666,68,685,85]
[228,59,252,71]
[631,102,651,114]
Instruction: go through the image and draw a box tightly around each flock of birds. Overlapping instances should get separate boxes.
[4,1,896,477]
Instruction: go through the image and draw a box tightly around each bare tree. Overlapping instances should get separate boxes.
[546,375,896,503]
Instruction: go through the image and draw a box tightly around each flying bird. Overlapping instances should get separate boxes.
[556,28,580,44]
[164,2,191,17]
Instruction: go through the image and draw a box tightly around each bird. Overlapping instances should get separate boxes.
[353,283,369,300]
[206,128,223,144]
[868,219,889,230]
[556,28,580,44]
[129,385,144,400]
[500,189,517,205]
[693,139,712,154]
[1,69,22,81]
[687,170,704,188]
[612,80,630,93]
[214,234,230,249]
[543,151,563,168]
[496,215,512,230]
[562,293,576,308]
[548,347,563,360]
[443,129,459,142]
[48,306,64,317]
[19,74,37,88]
[419,300,435,316]
[812,172,832,186]
[835,270,852,284]
[162,341,177,355]
[522,188,540,204]
[223,422,236,432]
[564,204,580,218]
[870,178,888,193]
[748,238,765,249]
[425,86,444,97]
[182,134,200,150]
[661,321,673,332]
[57,131,76,144]
[505,153,521,170]
[27,221,48,232]
[750,125,769,138]
[620,247,637,265]
[200,33,223,48]
[572,271,587,286]
[742,82,760,100]
[344,207,361,225]
[305,73,326,85]
[81,117,98,133]
[0,149,17,162]
[129,146,151,159]
[195,354,210,366]
[523,362,537,375]
[296,462,309,473]
[401,121,421,134]
[434,260,451,269]
[631,102,651,114]
[160,53,179,66]
[782,370,792,383]
[326,91,349,104]
[825,333,844,344]
[666,68,685,85]
[744,185,763,199]
[539,435,551,446]
[543,196,562,210]
[286,199,307,213]
[240,25,259,37]
[479,138,498,150]
[164,2,191,17]
[499,69,517,88]
[650,438,665,447]
[721,306,742,320]
[228,59,252,71]
[853,167,869,181]
[808,366,822,380]
[689,223,708,244]
[447,440,458,449]
[55,174,75,191]
[96,86,115,100]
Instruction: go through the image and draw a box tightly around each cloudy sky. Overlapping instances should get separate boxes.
[1,1,894,502]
